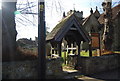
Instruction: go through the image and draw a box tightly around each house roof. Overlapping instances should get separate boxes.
[46,13,73,41]
[82,8,100,26]
[46,12,90,42]
[82,13,100,32]
[113,10,120,19]
[94,8,100,19]
[98,4,120,24]
[82,14,92,26]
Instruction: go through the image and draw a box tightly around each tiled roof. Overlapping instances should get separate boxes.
[46,12,90,42]
[46,13,73,41]
[82,8,100,26]
[94,8,100,19]
[82,14,92,26]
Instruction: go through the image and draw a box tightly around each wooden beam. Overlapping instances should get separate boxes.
[58,42,62,57]
[89,33,92,57]
[99,33,101,56]
[38,0,46,79]
[70,28,77,30]
[71,43,74,54]
[78,44,80,57]
[75,42,81,69]
[64,51,67,64]
[89,42,92,57]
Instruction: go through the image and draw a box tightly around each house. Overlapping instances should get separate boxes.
[82,4,120,51]
[82,7,101,50]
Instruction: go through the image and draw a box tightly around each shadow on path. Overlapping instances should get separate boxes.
[82,68,120,80]
[63,68,120,81]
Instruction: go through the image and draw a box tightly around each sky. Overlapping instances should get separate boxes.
[0,0,1,9]
[15,0,119,40]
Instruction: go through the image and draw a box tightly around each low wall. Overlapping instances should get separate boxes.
[2,58,63,79]
[78,54,120,75]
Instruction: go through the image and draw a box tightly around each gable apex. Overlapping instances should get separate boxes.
[46,13,90,43]
[94,7,100,19]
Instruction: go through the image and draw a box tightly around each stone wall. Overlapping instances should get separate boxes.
[78,54,120,75]
[112,13,120,51]
[2,58,63,79]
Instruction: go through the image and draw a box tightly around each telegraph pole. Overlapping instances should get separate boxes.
[38,0,46,79]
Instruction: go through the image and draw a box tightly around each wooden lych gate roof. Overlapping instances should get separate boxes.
[46,12,90,43]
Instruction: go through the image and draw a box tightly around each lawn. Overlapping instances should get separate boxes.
[114,51,120,54]
[61,50,97,58]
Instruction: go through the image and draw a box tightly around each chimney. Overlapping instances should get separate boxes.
[63,12,66,18]
[96,6,98,10]
[90,8,93,14]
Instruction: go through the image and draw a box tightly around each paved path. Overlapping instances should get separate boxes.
[85,68,120,80]
[62,67,120,80]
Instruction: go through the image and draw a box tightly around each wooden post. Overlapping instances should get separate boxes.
[78,43,81,58]
[38,0,46,79]
[50,47,52,57]
[67,45,69,53]
[99,33,101,56]
[89,33,92,57]
[71,43,73,54]
[66,45,69,64]
[76,42,81,69]
[81,41,83,50]
[54,48,56,54]
[64,51,66,64]
[89,42,92,57]
[58,42,61,57]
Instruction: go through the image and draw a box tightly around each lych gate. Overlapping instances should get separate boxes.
[46,12,90,67]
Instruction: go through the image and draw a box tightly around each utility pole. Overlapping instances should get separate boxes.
[102,0,113,51]
[38,0,46,79]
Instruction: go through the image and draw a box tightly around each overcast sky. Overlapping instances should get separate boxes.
[15,0,119,40]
